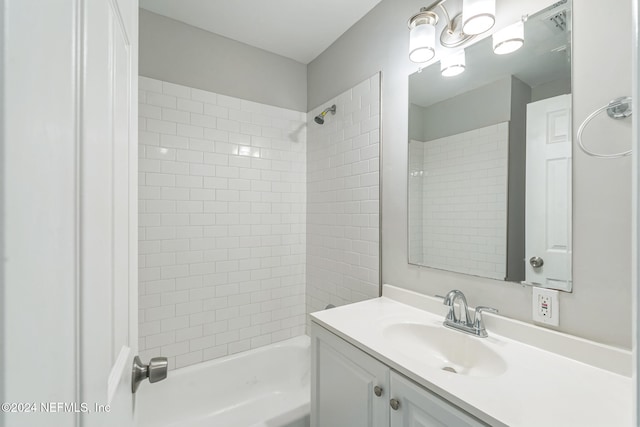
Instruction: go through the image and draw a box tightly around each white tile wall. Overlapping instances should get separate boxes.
[306,74,381,317]
[420,122,509,280]
[138,76,307,369]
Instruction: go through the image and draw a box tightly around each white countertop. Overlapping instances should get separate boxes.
[310,286,632,427]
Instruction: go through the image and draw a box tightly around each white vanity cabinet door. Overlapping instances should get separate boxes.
[311,324,390,427]
[389,371,488,427]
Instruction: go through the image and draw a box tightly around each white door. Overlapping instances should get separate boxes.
[389,372,486,427]
[2,0,139,426]
[525,94,572,291]
[311,325,389,427]
[80,0,139,425]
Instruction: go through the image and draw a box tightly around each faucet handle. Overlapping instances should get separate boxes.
[473,306,498,335]
[474,306,498,319]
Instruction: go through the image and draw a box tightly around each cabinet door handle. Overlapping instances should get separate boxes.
[390,398,400,411]
[374,385,383,397]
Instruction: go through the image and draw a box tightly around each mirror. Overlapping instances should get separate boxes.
[408,1,572,291]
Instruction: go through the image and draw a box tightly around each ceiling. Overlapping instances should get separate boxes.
[139,0,383,64]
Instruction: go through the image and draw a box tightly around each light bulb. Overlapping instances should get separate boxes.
[441,51,466,77]
[462,0,496,35]
[409,23,436,63]
[493,21,525,55]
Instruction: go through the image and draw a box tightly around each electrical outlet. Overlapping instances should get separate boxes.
[532,287,559,326]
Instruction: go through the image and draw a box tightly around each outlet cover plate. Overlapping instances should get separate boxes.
[532,287,559,326]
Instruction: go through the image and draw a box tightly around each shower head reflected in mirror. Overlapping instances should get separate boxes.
[314,104,336,125]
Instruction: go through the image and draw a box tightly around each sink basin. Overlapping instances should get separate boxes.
[382,322,507,378]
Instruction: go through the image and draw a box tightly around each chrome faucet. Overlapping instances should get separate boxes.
[443,290,471,325]
[442,290,497,338]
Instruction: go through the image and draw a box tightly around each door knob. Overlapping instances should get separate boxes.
[529,256,544,268]
[132,355,168,393]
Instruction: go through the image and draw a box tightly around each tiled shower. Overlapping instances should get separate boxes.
[409,122,509,279]
[306,74,381,316]
[138,74,380,369]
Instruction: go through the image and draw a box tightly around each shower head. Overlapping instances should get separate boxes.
[314,104,336,125]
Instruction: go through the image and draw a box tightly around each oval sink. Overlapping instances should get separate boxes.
[382,322,507,378]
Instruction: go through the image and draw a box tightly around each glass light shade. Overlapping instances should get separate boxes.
[409,23,436,63]
[462,0,496,35]
[441,51,466,77]
[493,21,525,55]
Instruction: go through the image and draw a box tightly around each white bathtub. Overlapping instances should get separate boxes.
[136,335,310,427]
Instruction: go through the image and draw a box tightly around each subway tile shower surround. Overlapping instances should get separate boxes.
[409,123,509,280]
[138,77,307,369]
[306,73,381,316]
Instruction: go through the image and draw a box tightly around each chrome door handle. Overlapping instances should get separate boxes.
[132,355,168,393]
[390,398,400,411]
[374,385,383,397]
[529,256,544,268]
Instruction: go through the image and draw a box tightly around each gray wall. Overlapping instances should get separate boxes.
[308,0,633,348]
[531,77,571,102]
[506,77,531,283]
[408,104,425,141]
[422,77,512,141]
[139,9,307,112]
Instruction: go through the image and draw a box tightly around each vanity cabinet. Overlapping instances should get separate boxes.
[389,370,486,427]
[311,324,488,427]
[311,323,389,427]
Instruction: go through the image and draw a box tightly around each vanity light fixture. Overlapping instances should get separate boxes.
[493,20,525,55]
[441,50,466,77]
[408,8,438,63]
[408,0,496,63]
[462,0,496,35]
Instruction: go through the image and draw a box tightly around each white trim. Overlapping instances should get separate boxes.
[0,0,5,418]
[4,2,80,425]
[378,70,383,296]
[108,346,131,404]
[633,0,639,423]
[73,1,84,425]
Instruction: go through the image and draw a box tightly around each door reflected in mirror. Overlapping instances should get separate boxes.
[408,0,572,291]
